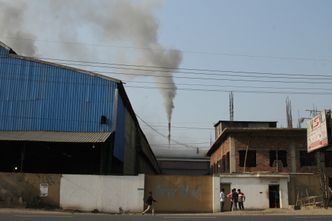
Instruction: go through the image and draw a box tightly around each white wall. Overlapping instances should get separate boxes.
[213,176,221,212]
[60,174,145,213]
[221,176,289,209]
[60,174,290,213]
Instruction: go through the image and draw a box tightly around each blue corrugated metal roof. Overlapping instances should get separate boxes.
[0,42,120,132]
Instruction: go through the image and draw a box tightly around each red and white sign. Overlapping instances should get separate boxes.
[307,111,329,152]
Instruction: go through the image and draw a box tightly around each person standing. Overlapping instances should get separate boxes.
[231,188,238,211]
[220,188,225,212]
[238,189,246,210]
[226,189,233,211]
[142,192,157,215]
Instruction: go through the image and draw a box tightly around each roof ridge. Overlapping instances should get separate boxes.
[0,41,121,83]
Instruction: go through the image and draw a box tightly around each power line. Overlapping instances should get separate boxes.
[3,54,328,80]
[151,142,210,146]
[2,57,332,94]
[136,114,197,149]
[4,36,332,63]
[141,124,213,131]
[1,70,332,95]
[126,80,332,92]
[125,85,332,95]
[100,66,332,92]
[5,58,332,83]
[38,58,332,80]
[152,145,209,149]
[93,70,332,85]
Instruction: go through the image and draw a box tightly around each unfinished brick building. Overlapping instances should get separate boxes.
[207,120,332,209]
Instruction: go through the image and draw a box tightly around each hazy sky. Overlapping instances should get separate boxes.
[1,0,332,157]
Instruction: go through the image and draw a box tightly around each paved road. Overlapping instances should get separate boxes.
[0,212,331,221]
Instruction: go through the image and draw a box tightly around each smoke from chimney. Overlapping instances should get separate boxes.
[0,0,37,55]
[0,0,182,123]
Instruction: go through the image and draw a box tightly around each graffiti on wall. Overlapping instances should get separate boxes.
[144,175,213,212]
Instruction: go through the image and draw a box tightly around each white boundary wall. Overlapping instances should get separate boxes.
[221,175,289,209]
[60,174,145,213]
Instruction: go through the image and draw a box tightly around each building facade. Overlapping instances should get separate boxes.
[207,120,332,209]
[157,157,210,175]
[0,41,159,175]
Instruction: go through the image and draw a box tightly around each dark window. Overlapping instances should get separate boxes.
[269,150,288,167]
[0,142,22,172]
[300,151,316,167]
[220,155,225,172]
[239,150,256,167]
[222,152,230,173]
[325,151,332,167]
[213,162,218,174]
[100,115,108,124]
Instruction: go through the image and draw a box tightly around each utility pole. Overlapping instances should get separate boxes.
[307,109,331,208]
[316,150,329,208]
[229,92,234,121]
[316,110,330,208]
[286,97,293,128]
[306,108,319,117]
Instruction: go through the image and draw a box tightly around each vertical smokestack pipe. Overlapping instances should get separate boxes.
[168,122,171,146]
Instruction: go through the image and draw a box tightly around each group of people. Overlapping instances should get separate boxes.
[143,188,245,215]
[220,188,246,212]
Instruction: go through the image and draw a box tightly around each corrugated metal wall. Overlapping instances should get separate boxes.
[0,46,117,132]
[113,97,125,161]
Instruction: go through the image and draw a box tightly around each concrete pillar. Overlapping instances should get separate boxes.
[213,176,221,213]
[229,136,236,173]
[290,143,296,173]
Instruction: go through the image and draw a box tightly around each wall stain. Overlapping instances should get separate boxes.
[156,184,202,200]
[0,172,60,208]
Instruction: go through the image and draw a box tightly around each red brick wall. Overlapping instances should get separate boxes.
[210,138,230,165]
[232,133,310,173]
[210,131,332,177]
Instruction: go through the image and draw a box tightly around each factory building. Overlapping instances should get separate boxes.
[0,41,159,175]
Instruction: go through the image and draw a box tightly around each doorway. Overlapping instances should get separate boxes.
[220,183,231,212]
[269,184,280,208]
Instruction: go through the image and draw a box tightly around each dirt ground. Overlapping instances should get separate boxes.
[0,207,332,216]
[220,207,332,216]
